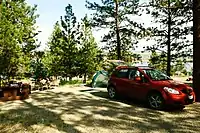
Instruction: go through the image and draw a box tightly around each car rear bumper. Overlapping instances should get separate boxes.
[163,92,195,106]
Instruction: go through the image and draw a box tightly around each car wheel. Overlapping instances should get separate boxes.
[147,92,165,110]
[107,86,117,99]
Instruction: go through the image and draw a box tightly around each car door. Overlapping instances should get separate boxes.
[114,68,130,96]
[127,69,151,100]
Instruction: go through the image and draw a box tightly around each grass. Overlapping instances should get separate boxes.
[0,87,200,133]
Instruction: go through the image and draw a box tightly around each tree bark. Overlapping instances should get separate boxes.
[0,77,1,87]
[167,0,171,76]
[193,0,200,102]
[69,76,72,81]
[115,0,121,60]
[83,73,87,83]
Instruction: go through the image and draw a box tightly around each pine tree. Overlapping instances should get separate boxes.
[30,51,48,80]
[48,21,63,77]
[149,51,186,75]
[86,0,142,60]
[60,4,80,80]
[193,0,200,101]
[146,0,192,76]
[149,51,167,73]
[78,15,99,83]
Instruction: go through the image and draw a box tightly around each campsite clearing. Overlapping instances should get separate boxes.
[0,85,200,133]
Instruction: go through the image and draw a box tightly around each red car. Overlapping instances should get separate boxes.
[107,66,195,110]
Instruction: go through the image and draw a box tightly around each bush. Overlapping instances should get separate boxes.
[59,79,82,86]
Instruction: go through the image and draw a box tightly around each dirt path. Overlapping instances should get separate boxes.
[0,85,200,133]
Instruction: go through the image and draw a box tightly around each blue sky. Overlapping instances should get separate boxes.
[27,0,101,49]
[27,0,150,50]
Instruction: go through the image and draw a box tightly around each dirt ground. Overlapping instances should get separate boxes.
[0,85,200,133]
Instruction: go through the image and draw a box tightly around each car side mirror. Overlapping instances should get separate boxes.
[135,76,141,82]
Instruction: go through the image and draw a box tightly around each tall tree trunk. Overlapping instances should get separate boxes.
[193,0,200,102]
[83,73,87,83]
[0,77,1,87]
[69,76,72,81]
[115,0,121,60]
[167,0,171,76]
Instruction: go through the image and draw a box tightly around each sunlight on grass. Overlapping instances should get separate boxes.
[0,87,200,133]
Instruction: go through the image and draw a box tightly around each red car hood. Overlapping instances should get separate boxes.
[152,80,190,90]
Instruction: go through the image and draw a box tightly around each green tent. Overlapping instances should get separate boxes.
[91,60,126,88]
[92,70,108,88]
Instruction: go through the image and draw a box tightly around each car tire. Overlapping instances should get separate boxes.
[147,92,165,110]
[107,86,117,99]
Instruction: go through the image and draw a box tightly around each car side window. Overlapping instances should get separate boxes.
[129,69,137,80]
[117,69,129,78]
[129,69,148,82]
[141,73,149,83]
[135,71,140,77]
[129,70,140,79]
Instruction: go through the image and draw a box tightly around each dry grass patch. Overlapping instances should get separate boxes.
[0,87,200,133]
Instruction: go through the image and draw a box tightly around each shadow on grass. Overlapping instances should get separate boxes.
[84,81,107,88]
[79,89,94,92]
[84,84,107,88]
[37,90,200,132]
[89,91,186,111]
[0,98,81,133]
[1,89,200,133]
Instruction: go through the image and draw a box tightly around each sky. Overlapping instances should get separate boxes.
[27,0,151,51]
[27,0,98,50]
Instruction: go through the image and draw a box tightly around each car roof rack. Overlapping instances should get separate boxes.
[136,66,154,69]
[116,65,154,69]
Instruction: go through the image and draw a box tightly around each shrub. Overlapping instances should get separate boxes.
[59,79,82,86]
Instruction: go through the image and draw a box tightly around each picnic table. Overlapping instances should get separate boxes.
[0,81,31,102]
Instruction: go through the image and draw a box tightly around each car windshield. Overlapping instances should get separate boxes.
[143,69,172,81]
